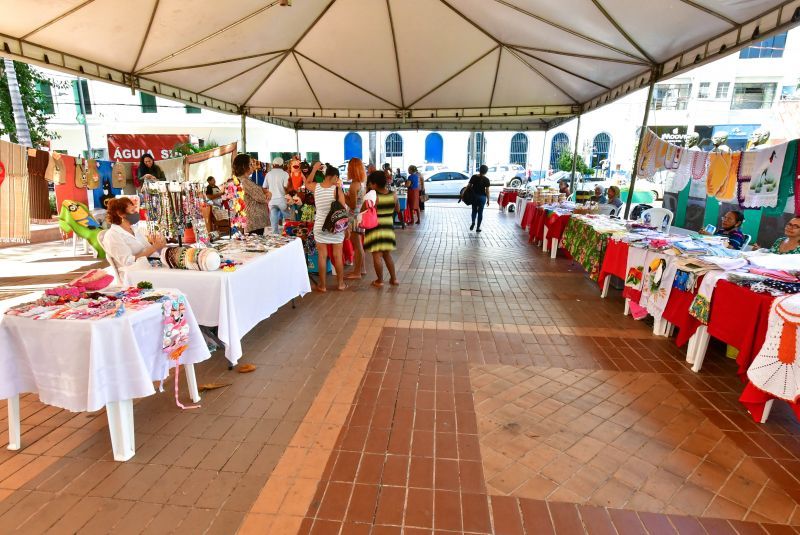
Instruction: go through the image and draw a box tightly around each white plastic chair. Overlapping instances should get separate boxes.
[741,233,752,250]
[597,204,620,216]
[640,207,674,232]
[98,230,124,285]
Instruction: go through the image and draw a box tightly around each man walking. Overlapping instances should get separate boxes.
[264,157,290,234]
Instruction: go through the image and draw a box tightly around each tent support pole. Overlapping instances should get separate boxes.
[569,114,581,194]
[240,112,247,153]
[624,73,657,219]
[537,129,548,184]
[295,129,300,156]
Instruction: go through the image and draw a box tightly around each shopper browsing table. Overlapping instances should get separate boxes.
[306,163,348,292]
[345,157,368,280]
[137,153,166,182]
[232,154,269,235]
[264,156,290,234]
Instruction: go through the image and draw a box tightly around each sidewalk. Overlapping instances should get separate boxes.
[1,205,799,533]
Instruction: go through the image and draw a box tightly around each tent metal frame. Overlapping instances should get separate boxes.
[0,1,798,131]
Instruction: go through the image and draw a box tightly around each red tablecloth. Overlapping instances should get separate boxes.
[661,287,701,347]
[598,240,628,289]
[498,190,518,208]
[521,202,537,231]
[707,280,774,381]
[545,212,571,241]
[529,206,546,243]
[740,382,800,423]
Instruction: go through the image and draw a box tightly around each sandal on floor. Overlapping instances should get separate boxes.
[237,364,256,373]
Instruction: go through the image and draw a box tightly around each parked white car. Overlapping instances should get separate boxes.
[485,164,526,187]
[424,170,470,197]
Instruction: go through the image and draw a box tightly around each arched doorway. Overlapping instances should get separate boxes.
[424,133,443,163]
[510,133,528,166]
[591,133,611,169]
[549,133,570,171]
[344,132,362,160]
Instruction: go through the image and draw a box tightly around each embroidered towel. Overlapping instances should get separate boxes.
[641,254,678,320]
[745,143,789,209]
[689,270,727,324]
[763,140,797,218]
[666,149,693,193]
[624,246,648,292]
[738,150,757,207]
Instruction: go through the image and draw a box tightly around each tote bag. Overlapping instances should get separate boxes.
[322,186,349,233]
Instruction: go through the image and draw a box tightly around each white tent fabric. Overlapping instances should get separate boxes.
[0,0,798,130]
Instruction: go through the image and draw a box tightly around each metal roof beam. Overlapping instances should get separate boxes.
[583,2,800,114]
[489,0,648,63]
[135,0,282,73]
[242,0,339,106]
[676,0,737,26]
[138,50,286,76]
[506,45,649,66]
[20,0,96,40]
[511,47,610,90]
[590,0,656,64]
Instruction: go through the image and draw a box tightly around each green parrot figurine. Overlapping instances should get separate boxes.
[58,200,106,258]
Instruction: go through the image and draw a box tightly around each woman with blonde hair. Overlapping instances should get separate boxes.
[345,158,368,279]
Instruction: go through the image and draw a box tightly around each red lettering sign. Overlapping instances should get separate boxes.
[106,134,191,163]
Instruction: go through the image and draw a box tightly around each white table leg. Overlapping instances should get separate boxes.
[550,238,558,259]
[7,395,20,451]
[184,363,201,403]
[623,298,630,316]
[666,322,675,337]
[542,227,549,252]
[106,400,135,461]
[72,234,78,256]
[690,326,710,373]
[760,399,775,424]
[601,277,611,299]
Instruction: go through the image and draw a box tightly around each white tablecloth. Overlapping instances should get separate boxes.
[516,197,528,227]
[0,297,210,412]
[127,238,311,364]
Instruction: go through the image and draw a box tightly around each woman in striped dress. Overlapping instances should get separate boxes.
[306,163,347,292]
[364,171,399,288]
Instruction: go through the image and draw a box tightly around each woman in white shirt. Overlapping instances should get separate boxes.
[103,197,166,280]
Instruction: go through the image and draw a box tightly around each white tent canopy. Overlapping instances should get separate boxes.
[1,0,799,131]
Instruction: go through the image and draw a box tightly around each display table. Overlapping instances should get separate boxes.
[561,217,612,281]
[598,239,628,296]
[516,197,529,227]
[686,281,774,376]
[521,201,538,232]
[0,296,209,461]
[128,239,311,364]
[497,189,518,211]
[542,211,572,258]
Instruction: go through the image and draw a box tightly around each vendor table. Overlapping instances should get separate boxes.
[521,201,538,232]
[0,296,209,461]
[497,189,518,211]
[598,239,628,296]
[687,280,774,378]
[128,238,311,364]
[515,197,529,227]
[561,217,612,281]
[542,211,572,259]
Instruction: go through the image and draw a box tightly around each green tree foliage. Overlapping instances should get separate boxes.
[557,149,591,176]
[0,61,59,147]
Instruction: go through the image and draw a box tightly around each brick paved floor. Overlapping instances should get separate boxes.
[2,202,800,533]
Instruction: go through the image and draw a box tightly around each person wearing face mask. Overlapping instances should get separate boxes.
[103,197,166,279]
